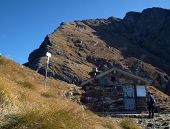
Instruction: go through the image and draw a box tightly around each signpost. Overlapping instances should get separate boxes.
[44,52,51,89]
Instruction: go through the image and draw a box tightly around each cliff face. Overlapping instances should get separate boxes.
[25,7,170,95]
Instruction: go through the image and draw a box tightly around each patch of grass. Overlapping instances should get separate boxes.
[41,91,56,98]
[17,91,27,102]
[2,109,87,129]
[0,88,10,106]
[2,105,123,129]
[120,118,142,129]
[17,81,35,89]
[0,58,7,65]
[17,71,27,79]
[102,117,120,129]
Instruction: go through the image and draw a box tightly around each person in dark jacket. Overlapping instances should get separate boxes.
[147,92,155,118]
[146,92,156,118]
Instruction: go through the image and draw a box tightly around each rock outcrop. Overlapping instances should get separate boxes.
[25,7,170,95]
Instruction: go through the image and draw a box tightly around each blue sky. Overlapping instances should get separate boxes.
[0,0,169,64]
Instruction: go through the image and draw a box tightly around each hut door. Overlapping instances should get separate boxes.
[123,86,136,111]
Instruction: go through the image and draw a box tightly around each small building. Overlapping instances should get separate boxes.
[80,67,152,114]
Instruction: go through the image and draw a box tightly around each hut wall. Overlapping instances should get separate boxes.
[83,71,147,113]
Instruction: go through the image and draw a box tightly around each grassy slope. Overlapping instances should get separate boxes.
[0,56,128,129]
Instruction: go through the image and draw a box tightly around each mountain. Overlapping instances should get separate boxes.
[25,7,170,95]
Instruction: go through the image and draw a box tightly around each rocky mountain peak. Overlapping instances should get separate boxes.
[141,7,170,18]
[25,7,170,95]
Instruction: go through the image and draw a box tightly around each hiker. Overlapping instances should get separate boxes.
[146,92,156,118]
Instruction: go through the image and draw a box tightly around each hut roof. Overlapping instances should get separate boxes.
[80,67,152,86]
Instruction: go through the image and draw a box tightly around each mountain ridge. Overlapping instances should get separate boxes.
[25,7,170,95]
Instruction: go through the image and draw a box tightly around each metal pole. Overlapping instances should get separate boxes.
[44,56,49,89]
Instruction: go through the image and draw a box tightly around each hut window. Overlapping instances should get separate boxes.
[111,76,116,81]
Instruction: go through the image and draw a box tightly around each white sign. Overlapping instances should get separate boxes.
[136,85,146,97]
[46,52,51,57]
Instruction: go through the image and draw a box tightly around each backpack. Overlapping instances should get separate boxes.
[149,95,155,104]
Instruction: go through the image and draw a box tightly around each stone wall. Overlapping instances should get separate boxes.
[82,71,147,113]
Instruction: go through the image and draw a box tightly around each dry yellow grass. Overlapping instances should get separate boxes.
[120,118,143,129]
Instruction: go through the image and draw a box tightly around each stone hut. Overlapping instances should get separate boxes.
[80,67,152,114]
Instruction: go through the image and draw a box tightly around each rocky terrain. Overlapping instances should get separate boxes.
[25,7,170,95]
[138,114,170,129]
